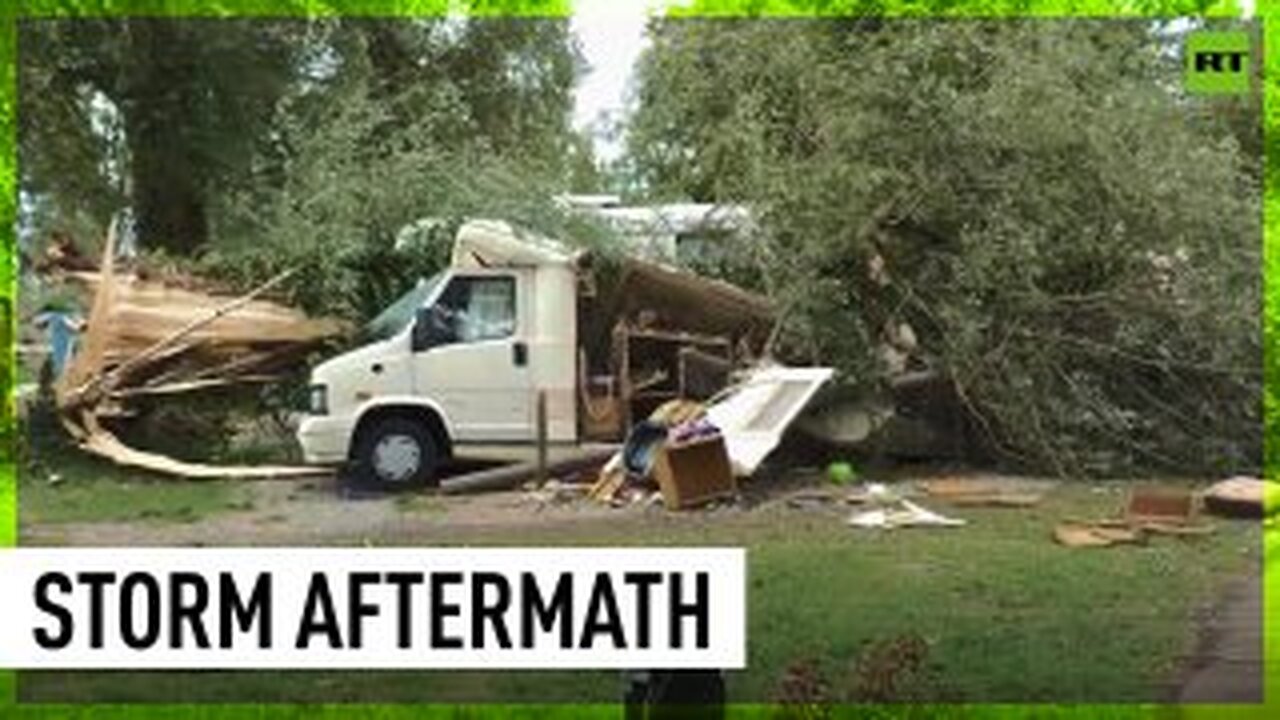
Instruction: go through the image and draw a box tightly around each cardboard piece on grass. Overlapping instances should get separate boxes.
[1126,485,1195,523]
[1055,498,1216,548]
[848,498,966,529]
[1054,522,1143,548]
[920,476,1048,508]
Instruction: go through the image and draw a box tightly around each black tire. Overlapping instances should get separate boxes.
[352,416,439,491]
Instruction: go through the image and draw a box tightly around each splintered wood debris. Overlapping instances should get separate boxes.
[53,228,347,479]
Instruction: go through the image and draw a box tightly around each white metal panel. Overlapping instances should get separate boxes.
[706,366,834,476]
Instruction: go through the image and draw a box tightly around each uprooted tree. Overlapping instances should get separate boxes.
[624,17,1262,477]
[20,11,1264,479]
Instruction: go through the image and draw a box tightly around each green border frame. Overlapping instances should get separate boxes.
[0,0,1272,717]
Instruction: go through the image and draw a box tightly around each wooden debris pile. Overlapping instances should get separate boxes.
[1053,485,1215,548]
[586,399,729,508]
[51,230,349,479]
[576,257,776,443]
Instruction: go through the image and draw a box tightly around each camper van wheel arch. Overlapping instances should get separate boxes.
[350,409,449,490]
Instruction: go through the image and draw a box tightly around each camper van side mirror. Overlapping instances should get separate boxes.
[412,306,433,352]
[413,305,456,351]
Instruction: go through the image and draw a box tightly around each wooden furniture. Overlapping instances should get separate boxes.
[652,434,736,510]
[611,325,732,430]
[655,435,737,507]
[677,346,732,399]
[580,374,624,441]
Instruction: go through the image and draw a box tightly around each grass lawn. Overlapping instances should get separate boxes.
[17,478,1264,704]
[19,445,250,526]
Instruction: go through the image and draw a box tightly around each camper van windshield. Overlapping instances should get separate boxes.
[363,272,445,341]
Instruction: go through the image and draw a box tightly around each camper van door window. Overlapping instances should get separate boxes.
[436,276,517,344]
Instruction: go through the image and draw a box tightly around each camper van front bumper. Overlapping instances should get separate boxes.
[297,414,354,464]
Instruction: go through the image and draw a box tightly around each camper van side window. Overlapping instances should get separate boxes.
[431,276,517,345]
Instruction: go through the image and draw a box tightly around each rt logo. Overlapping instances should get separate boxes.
[1185,30,1251,95]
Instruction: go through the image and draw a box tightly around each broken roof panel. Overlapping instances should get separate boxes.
[611,259,775,344]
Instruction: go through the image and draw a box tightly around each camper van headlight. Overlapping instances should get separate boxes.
[308,384,328,415]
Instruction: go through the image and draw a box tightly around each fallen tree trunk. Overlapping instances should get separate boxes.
[441,447,618,495]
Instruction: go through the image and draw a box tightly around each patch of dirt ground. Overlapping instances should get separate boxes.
[19,472,770,547]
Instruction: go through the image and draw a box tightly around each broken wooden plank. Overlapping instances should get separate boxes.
[46,247,348,480]
[56,224,117,406]
[109,375,283,398]
[185,349,286,383]
[588,464,627,502]
[77,413,326,480]
[70,268,297,405]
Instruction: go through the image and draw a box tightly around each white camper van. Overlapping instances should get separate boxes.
[296,220,587,487]
[295,219,817,490]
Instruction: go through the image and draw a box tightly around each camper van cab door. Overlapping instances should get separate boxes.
[411,269,534,442]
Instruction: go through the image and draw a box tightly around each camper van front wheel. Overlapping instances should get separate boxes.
[353,417,439,490]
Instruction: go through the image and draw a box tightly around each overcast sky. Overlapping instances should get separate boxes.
[570,0,660,163]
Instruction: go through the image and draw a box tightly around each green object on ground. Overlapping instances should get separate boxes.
[827,460,859,485]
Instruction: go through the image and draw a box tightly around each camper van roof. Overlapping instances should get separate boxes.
[451,219,581,268]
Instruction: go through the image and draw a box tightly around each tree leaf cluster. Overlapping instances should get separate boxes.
[626,18,1261,477]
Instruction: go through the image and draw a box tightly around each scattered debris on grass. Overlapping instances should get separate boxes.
[589,398,728,509]
[587,364,832,510]
[847,484,966,529]
[1126,485,1195,523]
[920,477,1046,508]
[848,500,966,529]
[1054,522,1144,548]
[1054,484,1216,548]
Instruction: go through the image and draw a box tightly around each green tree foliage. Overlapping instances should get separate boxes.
[21,15,595,320]
[1266,45,1279,479]
[20,18,306,253]
[198,18,597,320]
[337,18,581,161]
[626,18,1261,477]
[20,16,586,264]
